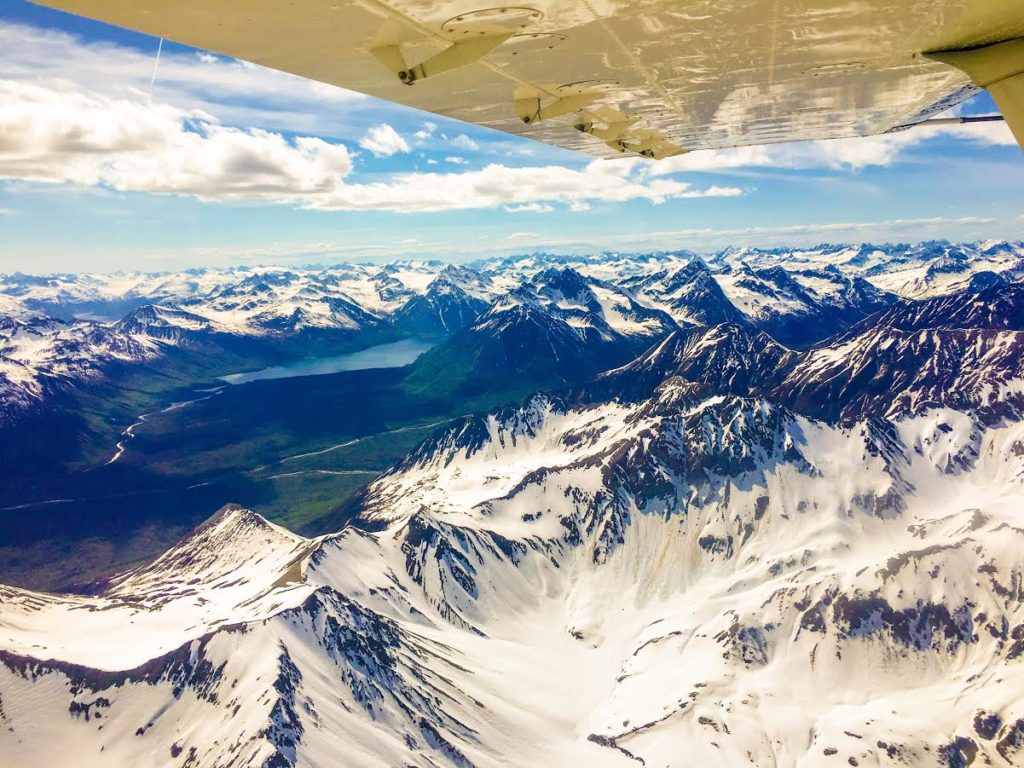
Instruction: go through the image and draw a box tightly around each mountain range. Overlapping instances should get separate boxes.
[2,241,1024,766]
[4,240,1022,422]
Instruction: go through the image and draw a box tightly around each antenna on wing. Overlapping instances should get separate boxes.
[148,37,164,100]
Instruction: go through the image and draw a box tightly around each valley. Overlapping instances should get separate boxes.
[0,364,497,591]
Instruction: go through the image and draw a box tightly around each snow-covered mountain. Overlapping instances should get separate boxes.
[479,241,1024,347]
[593,281,1024,427]
[620,258,750,327]
[714,264,898,346]
[0,313,164,414]
[404,267,680,395]
[3,361,1024,765]
[529,266,678,347]
[391,265,496,335]
[113,303,222,342]
[706,240,1024,300]
[587,322,796,404]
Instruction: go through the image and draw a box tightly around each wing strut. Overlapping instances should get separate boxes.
[926,38,1024,151]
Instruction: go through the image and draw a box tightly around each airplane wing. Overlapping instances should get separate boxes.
[33,1,1024,158]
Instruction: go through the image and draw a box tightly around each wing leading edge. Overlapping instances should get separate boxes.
[31,0,1024,157]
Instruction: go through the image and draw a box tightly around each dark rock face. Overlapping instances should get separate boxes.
[403,512,481,599]
[260,647,305,767]
[837,282,1024,338]
[798,593,976,653]
[584,324,796,404]
[997,719,1024,762]
[967,271,1007,292]
[113,303,214,342]
[973,711,1002,740]
[775,325,1024,423]
[939,736,978,768]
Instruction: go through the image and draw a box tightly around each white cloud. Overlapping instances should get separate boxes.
[445,156,468,165]
[505,203,554,213]
[414,122,437,141]
[358,124,410,158]
[0,78,738,213]
[310,161,741,213]
[0,22,364,138]
[448,134,479,151]
[650,215,997,240]
[650,121,1016,174]
[506,232,539,240]
[0,80,352,199]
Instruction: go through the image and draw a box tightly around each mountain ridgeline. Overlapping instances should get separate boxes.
[3,241,1021,423]
[2,242,1024,766]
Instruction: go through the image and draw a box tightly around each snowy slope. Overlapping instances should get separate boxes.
[621,258,749,328]
[527,266,678,346]
[3,382,1024,766]
[0,506,325,669]
[0,313,166,421]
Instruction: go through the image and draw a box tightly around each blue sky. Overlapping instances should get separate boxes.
[0,0,1021,273]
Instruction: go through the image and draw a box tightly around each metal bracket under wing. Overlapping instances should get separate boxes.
[371,33,514,85]
[514,92,599,124]
[575,107,686,159]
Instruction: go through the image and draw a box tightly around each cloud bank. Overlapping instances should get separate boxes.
[0,78,738,211]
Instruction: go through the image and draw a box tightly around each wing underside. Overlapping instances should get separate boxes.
[32,0,1024,158]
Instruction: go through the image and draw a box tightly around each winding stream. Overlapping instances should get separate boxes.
[105,387,225,465]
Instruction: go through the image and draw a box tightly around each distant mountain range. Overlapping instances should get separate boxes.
[3,240,1022,422]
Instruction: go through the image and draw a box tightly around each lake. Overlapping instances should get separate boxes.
[221,338,436,385]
